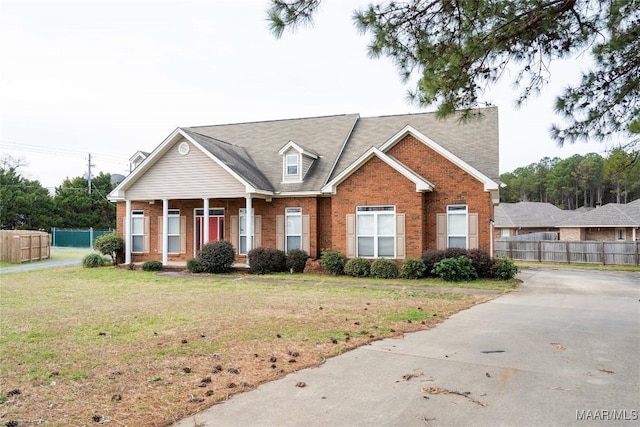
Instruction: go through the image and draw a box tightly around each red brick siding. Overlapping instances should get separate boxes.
[114,135,494,262]
[387,135,494,252]
[330,156,424,258]
[317,196,333,252]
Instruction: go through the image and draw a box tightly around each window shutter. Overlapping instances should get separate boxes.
[436,213,446,250]
[276,215,285,251]
[468,213,478,249]
[180,216,187,254]
[346,214,355,258]
[254,215,262,248]
[157,216,163,252]
[144,216,150,253]
[302,214,310,254]
[230,215,238,254]
[396,213,406,259]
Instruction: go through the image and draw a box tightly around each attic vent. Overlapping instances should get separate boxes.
[178,142,190,156]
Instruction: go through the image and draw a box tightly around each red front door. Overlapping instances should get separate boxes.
[195,216,224,253]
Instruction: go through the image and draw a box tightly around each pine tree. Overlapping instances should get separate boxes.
[268,0,639,146]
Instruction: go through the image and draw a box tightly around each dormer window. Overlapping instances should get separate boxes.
[286,154,299,177]
[279,140,319,183]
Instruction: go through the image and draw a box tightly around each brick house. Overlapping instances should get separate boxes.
[108,108,500,265]
[493,202,579,239]
[557,199,640,241]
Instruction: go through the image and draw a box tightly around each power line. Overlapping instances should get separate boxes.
[0,140,129,164]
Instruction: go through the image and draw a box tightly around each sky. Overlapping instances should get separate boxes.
[0,0,615,192]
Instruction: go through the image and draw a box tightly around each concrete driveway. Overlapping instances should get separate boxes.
[175,268,640,427]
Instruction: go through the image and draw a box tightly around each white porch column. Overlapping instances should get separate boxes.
[203,198,210,245]
[245,195,253,254]
[162,199,169,266]
[125,200,132,264]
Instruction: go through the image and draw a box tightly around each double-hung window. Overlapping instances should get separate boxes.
[285,154,299,177]
[239,208,254,254]
[285,207,302,252]
[167,209,180,253]
[447,205,468,248]
[131,210,144,253]
[356,206,395,258]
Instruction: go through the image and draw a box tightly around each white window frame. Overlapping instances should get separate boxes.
[285,207,302,252]
[167,209,180,254]
[356,206,395,258]
[501,228,510,238]
[285,153,299,177]
[131,210,144,253]
[239,208,254,255]
[616,228,626,241]
[447,205,468,249]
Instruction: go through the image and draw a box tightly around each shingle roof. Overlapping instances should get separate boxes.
[331,107,499,182]
[184,107,499,193]
[180,129,274,192]
[558,199,640,227]
[185,114,359,193]
[494,202,578,228]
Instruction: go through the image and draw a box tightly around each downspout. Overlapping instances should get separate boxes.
[489,219,494,259]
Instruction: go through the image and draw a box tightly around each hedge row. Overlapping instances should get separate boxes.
[320,249,518,282]
[187,242,309,275]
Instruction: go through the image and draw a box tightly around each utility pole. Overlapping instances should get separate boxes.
[87,153,95,195]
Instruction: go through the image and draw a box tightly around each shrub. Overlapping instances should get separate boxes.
[422,250,447,277]
[248,247,287,274]
[466,249,495,279]
[320,249,345,275]
[443,247,468,259]
[492,257,519,280]
[370,258,398,279]
[187,257,203,273]
[432,256,478,282]
[142,260,163,271]
[94,233,124,265]
[197,240,236,273]
[400,257,427,279]
[82,253,104,268]
[344,257,371,277]
[286,249,309,273]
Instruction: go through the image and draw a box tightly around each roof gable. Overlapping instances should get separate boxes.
[109,128,268,201]
[380,126,498,191]
[330,107,499,183]
[321,147,434,194]
[278,140,319,159]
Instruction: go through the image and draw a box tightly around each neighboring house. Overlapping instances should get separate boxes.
[108,108,500,266]
[557,199,640,241]
[129,151,150,172]
[493,202,578,239]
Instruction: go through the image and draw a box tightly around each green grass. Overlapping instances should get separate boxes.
[0,265,498,426]
[253,272,518,291]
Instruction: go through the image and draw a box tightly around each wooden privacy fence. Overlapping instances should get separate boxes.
[495,239,640,266]
[0,230,51,264]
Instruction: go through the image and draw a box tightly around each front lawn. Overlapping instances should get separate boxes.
[0,267,510,426]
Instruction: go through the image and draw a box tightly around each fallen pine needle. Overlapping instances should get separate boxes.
[422,387,488,407]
